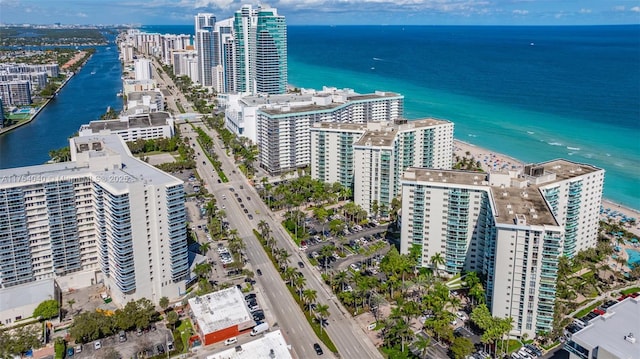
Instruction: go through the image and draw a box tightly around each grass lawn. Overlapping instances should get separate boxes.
[541,341,561,350]
[574,300,604,318]
[621,287,640,295]
[176,318,193,353]
[505,339,522,354]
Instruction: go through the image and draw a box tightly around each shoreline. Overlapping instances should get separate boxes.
[453,138,640,237]
[0,50,92,136]
[0,73,73,136]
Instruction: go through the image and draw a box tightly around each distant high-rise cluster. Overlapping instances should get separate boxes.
[195,4,287,94]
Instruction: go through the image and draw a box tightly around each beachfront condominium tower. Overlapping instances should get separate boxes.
[233,5,287,95]
[399,160,604,337]
[310,118,454,214]
[195,13,216,87]
[0,135,190,306]
[527,163,604,257]
[230,88,403,175]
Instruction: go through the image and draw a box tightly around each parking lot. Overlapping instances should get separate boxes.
[72,323,173,359]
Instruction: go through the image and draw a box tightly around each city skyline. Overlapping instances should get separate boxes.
[1,0,639,26]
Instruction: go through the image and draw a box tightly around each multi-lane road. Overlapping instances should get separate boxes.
[182,122,382,359]
[149,56,382,358]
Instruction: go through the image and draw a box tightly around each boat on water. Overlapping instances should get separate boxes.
[91,71,96,75]
[116,91,123,97]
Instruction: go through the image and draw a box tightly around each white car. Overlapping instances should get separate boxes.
[224,337,238,345]
[94,341,101,350]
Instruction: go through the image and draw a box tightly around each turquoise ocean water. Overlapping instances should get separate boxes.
[151,25,640,209]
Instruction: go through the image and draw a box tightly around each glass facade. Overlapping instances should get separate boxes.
[0,187,33,288]
[166,185,188,281]
[255,8,287,94]
[445,188,470,274]
[44,181,81,275]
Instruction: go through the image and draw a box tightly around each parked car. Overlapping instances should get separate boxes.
[224,337,238,346]
[94,341,102,350]
[119,330,127,342]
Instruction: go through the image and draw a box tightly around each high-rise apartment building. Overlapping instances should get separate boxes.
[0,135,189,306]
[0,81,32,106]
[311,119,454,214]
[399,160,604,337]
[134,58,153,81]
[233,5,287,95]
[195,13,216,87]
[234,88,404,175]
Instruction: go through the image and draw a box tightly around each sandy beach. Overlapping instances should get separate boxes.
[453,139,640,238]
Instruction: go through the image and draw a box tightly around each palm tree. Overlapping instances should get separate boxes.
[414,334,431,358]
[333,271,348,292]
[294,276,307,298]
[283,266,299,286]
[315,303,330,334]
[199,241,211,256]
[194,262,212,279]
[430,252,445,277]
[258,220,270,240]
[276,249,291,269]
[302,289,318,316]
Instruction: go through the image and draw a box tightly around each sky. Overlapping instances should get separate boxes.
[0,0,639,26]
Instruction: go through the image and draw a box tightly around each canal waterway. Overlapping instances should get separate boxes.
[0,40,123,169]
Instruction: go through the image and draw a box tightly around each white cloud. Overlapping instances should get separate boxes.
[512,9,528,15]
[579,8,591,14]
[613,5,625,11]
[77,12,88,17]
[192,0,236,9]
[631,6,640,13]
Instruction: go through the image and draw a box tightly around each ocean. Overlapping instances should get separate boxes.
[2,25,637,210]
[144,24,640,210]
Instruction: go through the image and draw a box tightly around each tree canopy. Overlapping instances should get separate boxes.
[33,299,59,320]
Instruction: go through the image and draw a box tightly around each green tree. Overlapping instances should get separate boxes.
[166,310,179,330]
[33,299,59,320]
[302,289,318,316]
[159,297,170,312]
[430,252,445,277]
[199,241,211,256]
[314,303,331,335]
[450,337,474,359]
[414,335,431,358]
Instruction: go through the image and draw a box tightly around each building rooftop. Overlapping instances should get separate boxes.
[188,287,254,335]
[205,330,292,359]
[401,167,558,226]
[0,134,182,192]
[0,279,57,313]
[346,91,401,101]
[241,88,402,116]
[81,112,171,133]
[532,159,603,182]
[127,90,163,102]
[353,118,452,148]
[570,297,640,359]
[355,127,397,148]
